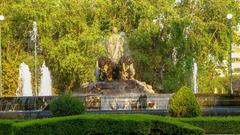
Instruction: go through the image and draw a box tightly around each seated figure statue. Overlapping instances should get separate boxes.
[118,55,135,80]
[106,27,124,64]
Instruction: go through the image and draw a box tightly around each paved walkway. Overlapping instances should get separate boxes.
[207,134,240,135]
[202,106,240,116]
[0,109,169,119]
[1,106,240,119]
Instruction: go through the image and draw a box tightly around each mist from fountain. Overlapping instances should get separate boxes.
[193,60,198,94]
[16,62,33,96]
[39,62,52,96]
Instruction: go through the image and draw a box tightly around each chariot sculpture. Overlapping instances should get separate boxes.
[97,27,135,81]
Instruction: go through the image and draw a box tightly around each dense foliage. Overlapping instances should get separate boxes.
[49,94,85,116]
[0,0,239,95]
[169,86,201,117]
[12,114,204,135]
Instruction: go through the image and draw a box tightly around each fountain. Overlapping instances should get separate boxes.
[175,0,182,4]
[80,27,172,111]
[193,59,198,94]
[30,21,38,96]
[237,23,240,35]
[39,62,52,96]
[16,62,33,96]
[0,27,172,116]
[0,21,53,113]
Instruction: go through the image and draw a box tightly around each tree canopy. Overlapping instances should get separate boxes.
[0,0,239,96]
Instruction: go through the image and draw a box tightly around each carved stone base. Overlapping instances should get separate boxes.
[81,80,155,95]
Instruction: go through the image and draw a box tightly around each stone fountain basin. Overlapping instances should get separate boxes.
[0,94,172,112]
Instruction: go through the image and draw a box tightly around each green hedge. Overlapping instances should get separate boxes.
[5,115,240,134]
[11,114,204,135]
[180,117,240,134]
[0,120,14,135]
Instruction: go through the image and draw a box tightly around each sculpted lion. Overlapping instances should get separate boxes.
[98,56,113,81]
[118,55,135,80]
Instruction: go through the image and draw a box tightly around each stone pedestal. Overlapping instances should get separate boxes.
[81,80,155,95]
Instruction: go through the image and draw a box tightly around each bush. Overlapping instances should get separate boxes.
[49,94,85,116]
[180,117,240,134]
[169,86,201,117]
[0,120,14,135]
[12,114,204,135]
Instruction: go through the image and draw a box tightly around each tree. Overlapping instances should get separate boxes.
[0,0,239,95]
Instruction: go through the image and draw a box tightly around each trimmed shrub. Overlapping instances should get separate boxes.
[12,114,204,135]
[169,86,201,117]
[0,120,14,135]
[7,115,240,134]
[147,117,204,135]
[49,94,85,116]
[180,117,240,134]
